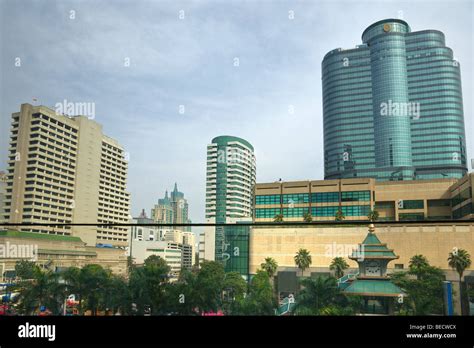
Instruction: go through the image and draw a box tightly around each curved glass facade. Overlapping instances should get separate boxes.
[322,19,467,181]
[205,135,256,276]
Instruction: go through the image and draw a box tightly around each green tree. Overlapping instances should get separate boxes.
[273,214,284,223]
[104,274,132,315]
[367,210,379,222]
[303,211,313,222]
[14,266,65,315]
[126,255,135,274]
[448,248,472,315]
[294,248,312,278]
[62,266,87,314]
[14,260,40,280]
[78,264,112,315]
[448,248,471,283]
[129,255,171,315]
[193,261,226,314]
[409,254,430,279]
[329,257,349,279]
[236,270,275,315]
[260,257,278,279]
[295,276,359,315]
[392,255,445,315]
[162,268,198,315]
[222,272,247,314]
[335,210,345,221]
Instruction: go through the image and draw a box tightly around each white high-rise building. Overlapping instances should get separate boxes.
[3,103,130,247]
[200,136,256,264]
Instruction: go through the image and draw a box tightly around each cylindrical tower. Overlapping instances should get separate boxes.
[205,135,256,223]
[362,19,414,179]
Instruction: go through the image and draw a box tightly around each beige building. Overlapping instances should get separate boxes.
[164,229,196,266]
[450,173,474,220]
[0,171,6,224]
[249,222,474,315]
[0,229,127,279]
[254,174,473,222]
[249,222,474,277]
[2,103,130,247]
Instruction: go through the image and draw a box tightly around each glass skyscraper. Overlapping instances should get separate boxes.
[322,19,467,181]
[202,136,256,278]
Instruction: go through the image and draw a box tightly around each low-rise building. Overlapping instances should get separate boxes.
[254,174,474,222]
[0,230,127,280]
[129,219,197,276]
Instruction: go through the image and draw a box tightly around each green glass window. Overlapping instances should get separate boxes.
[311,192,340,203]
[255,208,281,218]
[255,195,281,205]
[399,200,424,210]
[282,207,309,218]
[283,193,309,204]
[399,213,424,221]
[341,190,370,202]
[311,205,369,217]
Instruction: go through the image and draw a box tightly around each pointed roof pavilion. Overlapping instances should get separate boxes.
[343,224,405,298]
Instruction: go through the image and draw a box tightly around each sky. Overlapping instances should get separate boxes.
[1,0,473,228]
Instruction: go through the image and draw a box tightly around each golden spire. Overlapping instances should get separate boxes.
[368,223,375,234]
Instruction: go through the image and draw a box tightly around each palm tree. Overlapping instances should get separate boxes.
[294,249,312,278]
[335,210,345,221]
[367,209,379,222]
[79,264,113,315]
[448,248,472,315]
[273,214,284,223]
[260,257,278,279]
[15,268,64,315]
[63,267,86,314]
[409,254,430,279]
[303,211,313,222]
[329,257,349,279]
[448,249,471,282]
[296,276,340,314]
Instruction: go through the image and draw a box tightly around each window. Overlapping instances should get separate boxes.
[375,201,394,209]
[255,195,280,205]
[283,193,309,204]
[399,200,424,210]
[341,190,370,202]
[311,205,369,217]
[453,203,472,219]
[311,192,340,203]
[282,207,309,218]
[399,213,424,221]
[137,228,143,241]
[452,188,471,207]
[428,199,451,207]
[255,208,281,218]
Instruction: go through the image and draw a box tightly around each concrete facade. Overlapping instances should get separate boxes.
[0,230,127,279]
[249,223,474,276]
[2,103,131,247]
[254,174,473,222]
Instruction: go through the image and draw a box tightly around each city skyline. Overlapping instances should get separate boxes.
[1,0,473,226]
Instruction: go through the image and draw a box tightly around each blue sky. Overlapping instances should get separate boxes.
[1,0,473,226]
